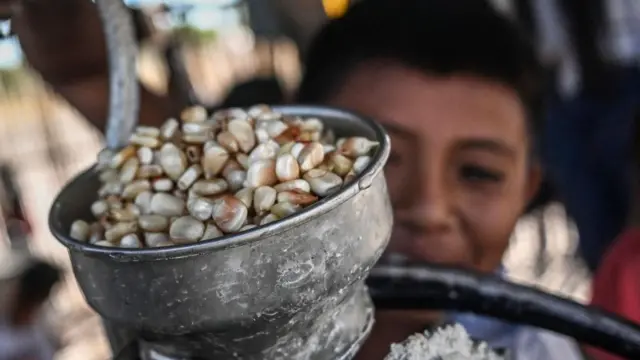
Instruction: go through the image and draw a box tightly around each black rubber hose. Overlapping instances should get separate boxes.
[367,264,640,358]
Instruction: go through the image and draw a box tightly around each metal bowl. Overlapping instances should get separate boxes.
[49,105,393,358]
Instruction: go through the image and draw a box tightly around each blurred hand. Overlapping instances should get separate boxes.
[10,0,108,85]
[5,0,174,130]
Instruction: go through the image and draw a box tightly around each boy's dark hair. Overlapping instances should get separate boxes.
[17,260,62,305]
[296,0,544,139]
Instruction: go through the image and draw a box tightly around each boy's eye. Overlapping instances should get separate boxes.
[460,165,504,183]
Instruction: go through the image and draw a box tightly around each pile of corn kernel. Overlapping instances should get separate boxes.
[69,105,379,249]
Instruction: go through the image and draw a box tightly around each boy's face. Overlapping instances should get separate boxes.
[327,62,539,273]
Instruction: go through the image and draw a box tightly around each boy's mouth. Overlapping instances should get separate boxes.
[382,225,472,270]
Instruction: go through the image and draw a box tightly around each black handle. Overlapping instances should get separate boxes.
[367,264,640,358]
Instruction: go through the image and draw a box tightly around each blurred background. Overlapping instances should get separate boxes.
[0,0,590,358]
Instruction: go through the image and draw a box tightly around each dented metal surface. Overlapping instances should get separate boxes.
[49,106,392,359]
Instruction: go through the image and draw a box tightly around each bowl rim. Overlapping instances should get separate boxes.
[48,105,391,262]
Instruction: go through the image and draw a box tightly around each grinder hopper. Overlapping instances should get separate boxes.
[49,106,392,359]
[47,1,393,359]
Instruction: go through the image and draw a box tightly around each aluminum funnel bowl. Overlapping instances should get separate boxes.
[49,105,393,359]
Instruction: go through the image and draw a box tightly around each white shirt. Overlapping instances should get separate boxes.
[513,326,584,360]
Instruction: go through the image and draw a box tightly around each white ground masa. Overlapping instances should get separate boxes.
[385,324,504,360]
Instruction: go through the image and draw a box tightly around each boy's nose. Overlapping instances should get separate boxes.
[396,177,454,233]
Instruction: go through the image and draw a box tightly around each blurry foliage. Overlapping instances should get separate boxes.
[174,25,217,46]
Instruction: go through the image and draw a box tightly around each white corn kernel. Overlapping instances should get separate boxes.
[105,221,137,242]
[149,193,185,217]
[353,156,372,174]
[245,160,277,188]
[136,126,161,138]
[255,128,270,143]
[201,144,229,179]
[297,142,325,172]
[98,182,123,198]
[98,169,118,183]
[97,148,115,170]
[177,164,203,191]
[275,153,300,182]
[129,133,161,148]
[236,153,250,170]
[291,142,305,159]
[182,133,210,144]
[134,191,153,214]
[182,122,213,135]
[170,216,205,244]
[109,208,138,222]
[249,142,279,164]
[160,118,180,140]
[88,223,104,244]
[120,234,143,248]
[190,179,228,196]
[253,186,277,215]
[70,220,90,242]
[228,118,256,153]
[267,121,288,138]
[217,131,239,153]
[303,169,343,197]
[211,195,248,233]
[328,152,354,177]
[119,157,140,183]
[270,202,301,218]
[187,197,215,221]
[181,105,207,123]
[137,147,154,165]
[226,170,247,191]
[137,165,163,179]
[122,180,151,200]
[247,104,271,118]
[91,200,109,218]
[277,190,318,206]
[138,215,169,232]
[94,240,115,247]
[110,146,136,169]
[201,223,224,241]
[145,232,171,247]
[152,178,174,192]
[159,143,187,180]
[234,188,254,209]
[339,137,379,157]
[274,179,311,193]
[260,213,280,225]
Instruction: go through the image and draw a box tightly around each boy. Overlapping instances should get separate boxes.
[297,1,582,358]
[8,0,581,358]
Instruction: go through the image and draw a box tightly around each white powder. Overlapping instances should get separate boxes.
[384,324,505,360]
